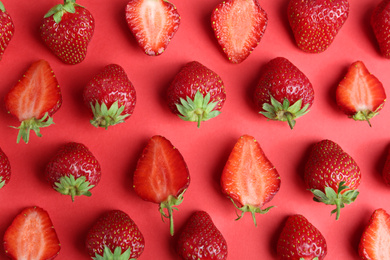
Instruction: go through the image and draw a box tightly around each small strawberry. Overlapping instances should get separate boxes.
[371,0,390,58]
[304,139,361,220]
[287,0,349,53]
[336,61,386,127]
[177,211,228,260]
[133,135,190,236]
[359,208,390,260]
[0,147,11,190]
[254,57,314,129]
[3,206,61,260]
[5,59,62,144]
[86,210,145,259]
[83,64,137,129]
[45,142,101,202]
[40,0,95,65]
[125,0,180,56]
[166,61,226,128]
[211,0,267,64]
[221,135,280,226]
[0,1,14,61]
[277,214,327,260]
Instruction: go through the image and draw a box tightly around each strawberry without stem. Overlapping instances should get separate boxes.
[371,0,390,59]
[0,147,11,190]
[0,1,14,61]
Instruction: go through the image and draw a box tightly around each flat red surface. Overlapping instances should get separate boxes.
[0,0,389,259]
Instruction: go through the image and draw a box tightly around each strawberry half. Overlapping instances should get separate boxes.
[371,0,390,58]
[211,0,268,64]
[0,1,14,61]
[0,147,11,190]
[221,135,280,226]
[5,60,62,144]
[3,206,61,260]
[133,135,190,236]
[125,0,180,56]
[359,208,390,260]
[336,61,386,126]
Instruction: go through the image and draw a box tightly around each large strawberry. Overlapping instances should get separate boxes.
[304,139,361,220]
[166,61,226,128]
[5,59,62,144]
[0,147,11,190]
[3,206,61,260]
[287,0,349,53]
[45,142,101,202]
[221,135,280,226]
[0,1,14,61]
[177,211,228,260]
[254,57,314,129]
[125,0,180,56]
[211,0,268,64]
[40,0,95,65]
[133,135,190,236]
[277,214,327,260]
[86,210,145,259]
[359,208,390,260]
[83,64,137,129]
[336,61,386,127]
[371,0,390,58]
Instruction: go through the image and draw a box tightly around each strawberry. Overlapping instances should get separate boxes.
[40,0,95,65]
[0,1,14,61]
[177,211,228,260]
[3,206,61,260]
[287,0,349,53]
[125,0,180,56]
[371,0,390,58]
[221,135,280,226]
[86,210,145,259]
[304,139,361,220]
[83,64,137,129]
[166,61,226,128]
[359,208,390,260]
[5,60,62,144]
[254,57,314,129]
[211,0,268,64]
[277,214,327,260]
[0,147,11,190]
[45,142,101,202]
[133,135,190,236]
[336,61,386,127]
[382,147,390,185]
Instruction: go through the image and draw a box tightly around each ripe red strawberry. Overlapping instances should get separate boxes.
[359,208,390,260]
[221,135,280,226]
[382,147,390,185]
[133,135,190,236]
[5,59,62,144]
[125,0,180,56]
[86,210,145,259]
[3,206,61,260]
[40,0,95,65]
[304,139,361,220]
[0,1,14,61]
[371,0,390,58]
[254,57,314,129]
[0,147,11,190]
[166,61,226,128]
[45,142,101,202]
[336,61,386,127]
[277,214,327,260]
[287,0,349,53]
[83,64,137,129]
[211,0,268,64]
[177,211,228,260]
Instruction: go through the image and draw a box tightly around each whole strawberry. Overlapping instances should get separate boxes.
[304,139,361,220]
[86,210,145,259]
[83,64,137,129]
[0,1,14,61]
[288,0,349,53]
[371,0,390,58]
[40,0,95,65]
[45,142,101,202]
[277,214,327,260]
[211,0,268,63]
[177,211,228,260]
[166,61,226,128]
[254,57,314,129]
[382,147,390,185]
[0,147,11,190]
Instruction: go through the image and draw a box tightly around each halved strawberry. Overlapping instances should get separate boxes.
[4,60,62,143]
[336,61,386,126]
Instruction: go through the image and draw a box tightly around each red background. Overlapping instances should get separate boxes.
[0,0,389,259]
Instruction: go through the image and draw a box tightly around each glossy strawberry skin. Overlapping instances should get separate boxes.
[371,0,390,58]
[0,147,11,189]
[0,2,14,61]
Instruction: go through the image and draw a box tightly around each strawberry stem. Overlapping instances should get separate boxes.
[11,112,54,144]
[54,175,94,202]
[159,190,187,236]
[230,198,275,226]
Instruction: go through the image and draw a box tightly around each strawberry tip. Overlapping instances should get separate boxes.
[12,112,54,144]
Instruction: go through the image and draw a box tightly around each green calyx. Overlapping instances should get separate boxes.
[176,90,221,128]
[12,112,54,144]
[44,0,84,24]
[159,189,187,236]
[300,258,318,260]
[310,181,359,221]
[229,198,274,227]
[93,246,136,260]
[0,177,5,189]
[90,101,130,130]
[261,95,310,129]
[0,2,5,12]
[54,175,94,202]
[351,110,379,127]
